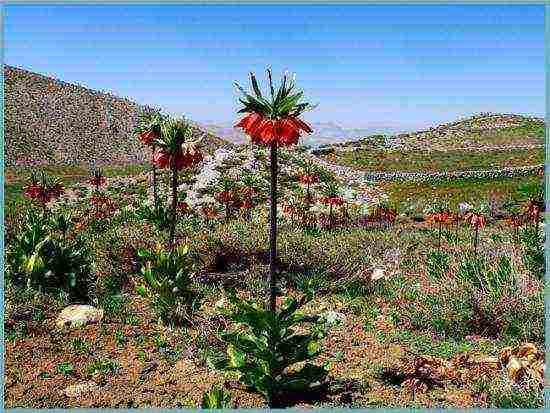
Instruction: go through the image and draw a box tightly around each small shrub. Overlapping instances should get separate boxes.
[403,255,542,342]
[99,294,128,318]
[474,376,543,408]
[56,361,75,376]
[87,359,120,376]
[457,256,515,298]
[519,226,544,280]
[209,290,331,407]
[70,337,90,353]
[114,330,126,346]
[135,244,197,325]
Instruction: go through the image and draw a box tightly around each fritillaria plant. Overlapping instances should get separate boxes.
[23,171,65,216]
[425,203,453,251]
[135,111,164,210]
[464,205,487,256]
[320,182,344,230]
[234,68,315,312]
[154,118,203,249]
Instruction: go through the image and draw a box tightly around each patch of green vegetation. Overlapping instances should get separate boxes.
[326,147,543,173]
[473,376,543,408]
[86,358,120,376]
[70,337,91,353]
[56,361,76,376]
[98,294,128,318]
[389,175,541,215]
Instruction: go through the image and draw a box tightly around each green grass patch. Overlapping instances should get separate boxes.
[325,147,543,173]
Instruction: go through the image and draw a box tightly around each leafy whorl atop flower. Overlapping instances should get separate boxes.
[424,201,453,224]
[23,171,64,204]
[234,69,316,146]
[88,169,107,187]
[135,110,165,146]
[154,118,204,170]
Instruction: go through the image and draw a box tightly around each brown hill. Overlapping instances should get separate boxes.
[4,65,228,167]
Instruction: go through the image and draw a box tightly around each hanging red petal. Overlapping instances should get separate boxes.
[153,149,171,169]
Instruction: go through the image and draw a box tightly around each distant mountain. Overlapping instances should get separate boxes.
[199,121,404,147]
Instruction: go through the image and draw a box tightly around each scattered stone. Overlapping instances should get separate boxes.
[62,381,98,398]
[55,305,103,329]
[499,343,544,384]
[323,311,345,325]
[371,268,385,281]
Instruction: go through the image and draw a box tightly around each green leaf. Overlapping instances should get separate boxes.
[68,272,77,288]
[227,344,246,369]
[277,363,328,393]
[135,284,148,298]
[250,72,262,98]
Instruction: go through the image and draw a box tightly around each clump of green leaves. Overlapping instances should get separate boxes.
[6,210,49,284]
[426,250,450,280]
[86,358,120,376]
[6,209,93,302]
[519,226,544,280]
[134,199,172,231]
[135,244,197,325]
[56,361,76,376]
[209,290,331,407]
[457,255,515,298]
[201,384,233,408]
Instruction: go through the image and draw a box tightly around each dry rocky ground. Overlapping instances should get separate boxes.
[5,217,544,408]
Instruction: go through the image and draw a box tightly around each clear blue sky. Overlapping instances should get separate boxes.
[5,4,545,129]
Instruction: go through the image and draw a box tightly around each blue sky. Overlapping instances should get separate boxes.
[4,4,545,129]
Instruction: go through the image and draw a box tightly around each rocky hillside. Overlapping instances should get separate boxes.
[5,66,228,167]
[394,113,545,148]
[313,113,545,154]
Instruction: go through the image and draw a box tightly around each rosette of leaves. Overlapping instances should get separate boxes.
[48,211,74,238]
[6,209,49,286]
[134,198,172,231]
[7,209,92,301]
[208,289,329,407]
[22,235,92,301]
[135,244,197,324]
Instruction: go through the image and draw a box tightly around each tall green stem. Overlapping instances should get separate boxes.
[169,163,178,249]
[474,228,479,257]
[438,222,442,251]
[268,142,278,313]
[152,144,159,211]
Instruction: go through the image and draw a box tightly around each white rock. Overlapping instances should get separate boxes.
[62,381,99,398]
[371,268,385,281]
[56,305,103,329]
[324,310,345,325]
